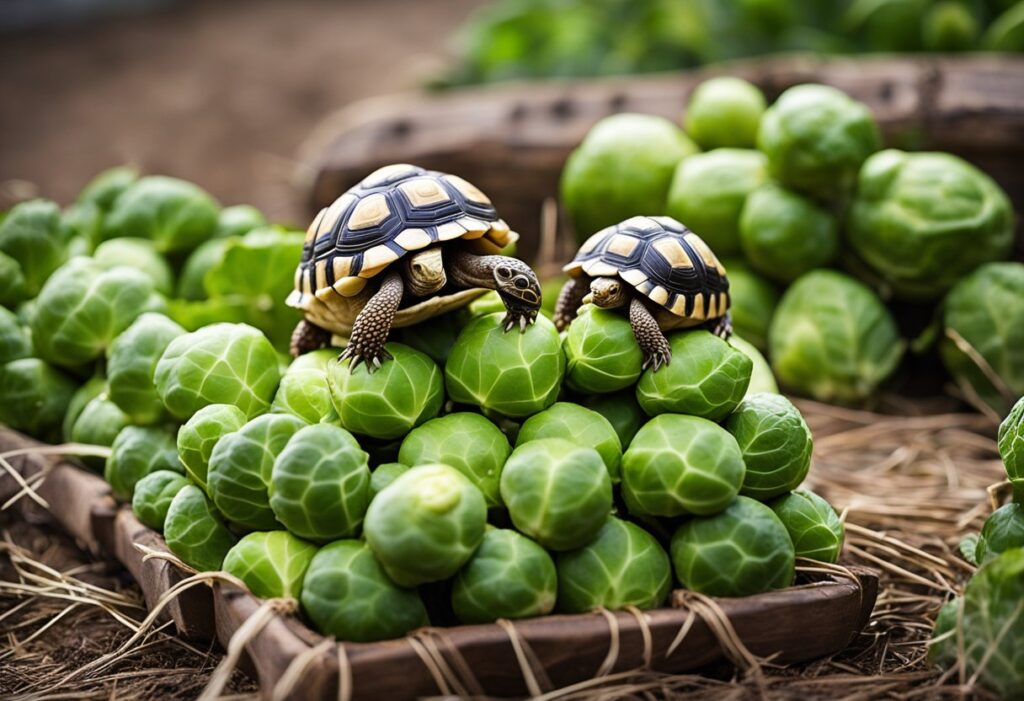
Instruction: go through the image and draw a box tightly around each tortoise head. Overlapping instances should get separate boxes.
[584,277,628,309]
[404,247,447,297]
[493,258,542,315]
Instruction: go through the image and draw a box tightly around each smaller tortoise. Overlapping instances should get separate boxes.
[554,216,731,371]
[288,164,541,370]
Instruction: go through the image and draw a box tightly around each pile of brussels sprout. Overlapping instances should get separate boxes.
[561,76,1018,413]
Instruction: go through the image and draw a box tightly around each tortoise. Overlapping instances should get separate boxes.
[554,216,731,371]
[287,163,542,370]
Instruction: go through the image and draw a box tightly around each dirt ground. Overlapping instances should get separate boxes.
[0,0,483,224]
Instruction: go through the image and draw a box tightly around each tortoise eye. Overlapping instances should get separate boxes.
[497,266,511,278]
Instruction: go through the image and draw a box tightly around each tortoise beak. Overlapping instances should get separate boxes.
[582,293,594,305]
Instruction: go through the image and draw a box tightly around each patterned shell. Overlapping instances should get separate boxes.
[564,216,730,321]
[289,164,514,306]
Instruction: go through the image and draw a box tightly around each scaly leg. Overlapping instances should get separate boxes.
[709,312,732,340]
[629,297,672,371]
[553,277,589,332]
[290,320,331,358]
[339,271,403,372]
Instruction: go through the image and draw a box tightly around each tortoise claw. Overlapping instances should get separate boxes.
[642,351,671,372]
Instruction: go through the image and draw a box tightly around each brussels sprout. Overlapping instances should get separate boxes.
[928,596,960,668]
[270,424,371,541]
[208,414,306,530]
[398,413,510,507]
[727,393,812,501]
[730,336,778,395]
[101,176,219,254]
[327,342,443,440]
[300,540,429,642]
[132,470,190,531]
[636,331,751,421]
[446,313,564,418]
[739,183,839,284]
[77,166,138,211]
[580,391,645,447]
[176,238,233,301]
[364,464,486,586]
[394,310,464,365]
[769,489,845,563]
[155,323,281,420]
[214,205,267,239]
[105,426,182,501]
[223,531,318,600]
[975,503,1024,564]
[622,414,744,517]
[70,396,130,453]
[62,201,103,250]
[452,527,557,623]
[671,496,795,597]
[0,306,31,365]
[466,290,506,318]
[518,402,621,482]
[998,397,1024,501]
[177,403,247,491]
[0,251,27,308]
[941,263,1024,416]
[0,358,76,441]
[563,305,643,394]
[62,377,106,442]
[106,313,186,425]
[720,260,778,352]
[769,270,903,403]
[500,438,612,551]
[758,84,880,200]
[665,149,768,256]
[369,462,410,501]
[561,114,699,242]
[93,238,174,296]
[271,349,338,425]
[164,484,238,572]
[556,517,671,613]
[684,77,766,150]
[847,151,1013,300]
[32,257,163,368]
[0,199,75,299]
[843,0,928,51]
[922,1,978,50]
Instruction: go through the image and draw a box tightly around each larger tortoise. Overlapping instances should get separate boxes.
[554,216,731,370]
[287,164,541,370]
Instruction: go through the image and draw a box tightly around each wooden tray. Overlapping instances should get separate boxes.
[0,426,878,700]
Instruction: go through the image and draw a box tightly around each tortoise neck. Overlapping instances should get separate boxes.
[448,249,496,290]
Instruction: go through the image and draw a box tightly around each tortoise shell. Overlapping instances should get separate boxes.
[564,216,730,321]
[287,164,515,310]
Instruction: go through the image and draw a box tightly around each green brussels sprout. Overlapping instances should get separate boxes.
[466,290,506,318]
[561,114,699,242]
[364,464,487,586]
[452,527,557,623]
[77,166,138,211]
[769,270,903,403]
[327,342,443,440]
[671,496,795,597]
[214,205,267,239]
[223,531,318,599]
[622,414,744,518]
[105,426,182,501]
[155,322,282,420]
[983,2,1024,51]
[720,260,778,352]
[164,484,238,572]
[177,403,247,491]
[975,503,1024,564]
[32,257,163,368]
[500,438,612,551]
[369,462,410,501]
[70,396,130,452]
[727,393,812,500]
[758,84,880,200]
[739,183,839,284]
[106,313,186,425]
[556,517,671,613]
[62,201,103,250]
[847,151,1013,300]
[684,77,766,150]
[300,540,429,642]
[270,424,371,541]
[0,251,27,308]
[563,305,643,394]
[93,238,174,296]
[0,358,76,441]
[394,310,464,365]
[580,391,645,447]
[635,330,751,421]
[843,0,928,51]
[271,349,338,425]
[769,489,845,563]
[517,402,621,482]
[0,306,31,365]
[62,377,106,442]
[398,413,510,507]
[208,414,306,530]
[928,597,960,668]
[132,470,190,531]
[998,397,1024,501]
[176,238,233,301]
[0,199,76,299]
[730,336,779,395]
[922,1,978,50]
[941,263,1024,416]
[446,314,564,418]
[101,176,219,254]
[665,149,768,256]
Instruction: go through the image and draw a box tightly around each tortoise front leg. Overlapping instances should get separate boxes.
[629,297,672,371]
[339,270,403,373]
[553,277,589,332]
[449,249,541,333]
[709,312,732,340]
[289,320,331,358]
